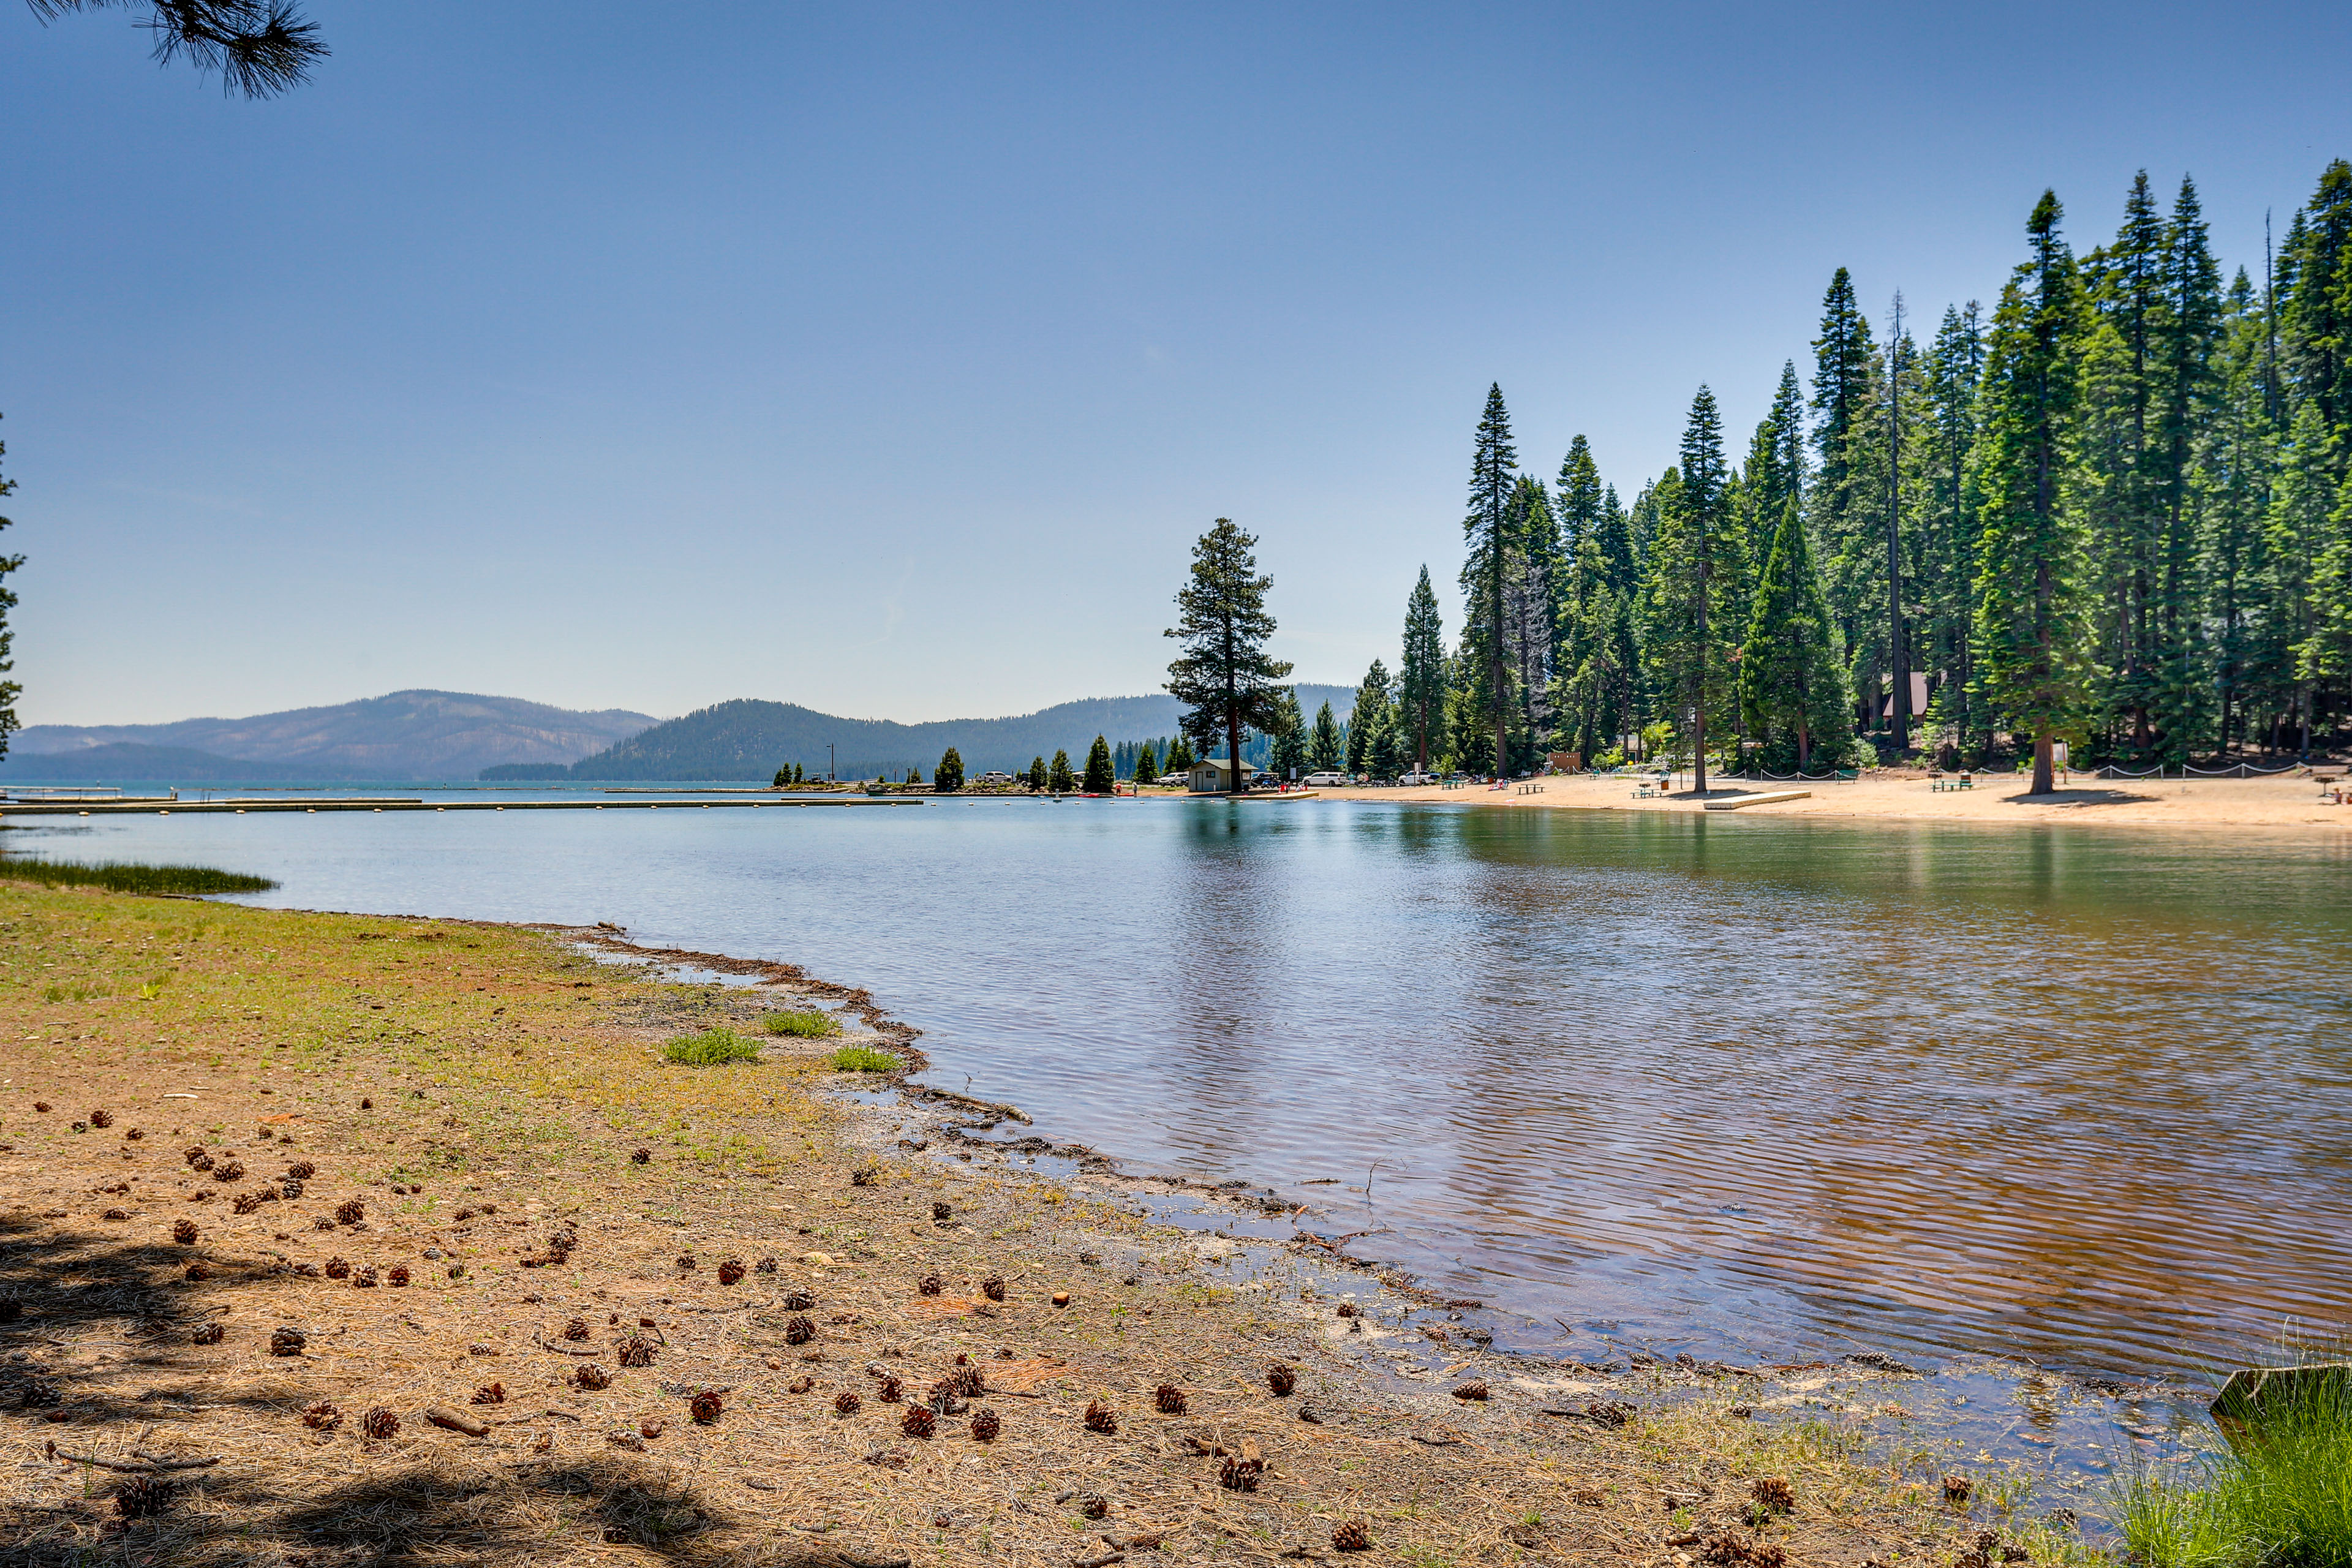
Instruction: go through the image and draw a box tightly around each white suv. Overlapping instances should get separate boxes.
[1302,771,1348,787]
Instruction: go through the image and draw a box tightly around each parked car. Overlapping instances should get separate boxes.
[1302,771,1348,787]
[1396,771,1438,786]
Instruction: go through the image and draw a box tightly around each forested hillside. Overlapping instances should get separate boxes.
[564,690,1359,781]
[1344,160,2352,783]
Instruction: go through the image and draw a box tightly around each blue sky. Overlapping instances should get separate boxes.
[5,1,2347,726]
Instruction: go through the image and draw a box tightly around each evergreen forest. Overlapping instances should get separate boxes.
[1231,163,2352,782]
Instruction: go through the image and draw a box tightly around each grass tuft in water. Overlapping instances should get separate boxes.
[662,1029,761,1066]
[829,1046,897,1073]
[2117,1365,2352,1568]
[761,1008,841,1038]
[0,858,277,895]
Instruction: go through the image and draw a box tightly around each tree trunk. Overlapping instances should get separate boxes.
[2032,730,2055,795]
[1227,707,1244,796]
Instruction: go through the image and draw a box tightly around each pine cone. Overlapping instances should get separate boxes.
[314,1216,336,1231]
[970,1406,1000,1441]
[279,1180,304,1199]
[287,1160,317,1180]
[676,1253,696,1271]
[782,1288,816,1311]
[1943,1476,1972,1506]
[851,1166,877,1186]
[617,1335,657,1367]
[1267,1363,1297,1396]
[564,1317,590,1341]
[172,1219,198,1246]
[1084,1399,1118,1434]
[788,1374,815,1394]
[387,1264,410,1286]
[1081,1495,1109,1520]
[918,1273,943,1297]
[575,1363,610,1390]
[1335,1302,1357,1317]
[785,1314,816,1345]
[1219,1455,1263,1492]
[1753,1476,1794,1514]
[185,1148,214,1171]
[932,1202,952,1221]
[184,1262,212,1281]
[361,1406,399,1440]
[233,1193,265,1215]
[835,1390,862,1414]
[981,1274,1006,1302]
[717,1257,745,1286]
[1155,1383,1187,1414]
[190,1321,225,1345]
[630,1147,650,1164]
[954,1365,986,1398]
[31,1101,49,1113]
[114,1475,171,1518]
[215,1160,245,1183]
[334,1199,364,1225]
[270,1327,306,1356]
[471,1382,507,1405]
[925,1378,962,1414]
[755,1256,777,1274]
[690,1389,723,1424]
[878,1374,903,1403]
[89,1109,114,1129]
[900,1404,936,1439]
[303,1400,341,1429]
[1452,1379,1489,1401]
[351,1265,379,1288]
[1333,1520,1372,1552]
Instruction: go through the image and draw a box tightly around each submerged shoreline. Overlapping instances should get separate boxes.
[0,876,2138,1566]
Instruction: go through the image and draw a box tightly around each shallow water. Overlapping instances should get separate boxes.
[31,793,2352,1382]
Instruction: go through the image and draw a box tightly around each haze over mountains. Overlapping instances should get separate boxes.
[4,686,1360,783]
[7,692,658,782]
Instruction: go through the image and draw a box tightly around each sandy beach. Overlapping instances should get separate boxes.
[1308,768,2352,831]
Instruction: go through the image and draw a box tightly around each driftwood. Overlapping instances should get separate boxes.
[426,1406,491,1437]
[910,1085,1033,1125]
[1073,1554,1126,1568]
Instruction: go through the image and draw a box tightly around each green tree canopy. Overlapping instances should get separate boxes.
[1164,518,1292,795]
[30,0,328,97]
[934,747,965,793]
[1047,750,1075,793]
[1082,735,1115,794]
[1740,499,1854,769]
[1134,741,1159,786]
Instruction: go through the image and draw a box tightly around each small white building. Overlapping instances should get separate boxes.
[1186,757,1257,793]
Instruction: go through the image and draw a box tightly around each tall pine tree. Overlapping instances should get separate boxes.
[1398,567,1446,772]
[1640,389,1741,791]
[1164,519,1293,794]
[1459,385,1520,777]
[1972,191,2091,793]
[1740,499,1853,769]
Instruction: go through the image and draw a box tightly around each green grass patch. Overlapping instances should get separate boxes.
[761,1008,841,1038]
[662,1028,761,1066]
[2118,1366,2352,1568]
[829,1045,898,1072]
[0,858,277,895]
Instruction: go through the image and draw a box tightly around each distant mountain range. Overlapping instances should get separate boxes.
[7,690,660,782]
[3,685,1362,785]
[548,687,1360,782]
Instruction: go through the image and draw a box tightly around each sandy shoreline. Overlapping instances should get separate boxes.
[1295,768,2352,831]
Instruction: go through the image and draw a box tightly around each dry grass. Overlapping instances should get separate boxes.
[0,878,2047,1566]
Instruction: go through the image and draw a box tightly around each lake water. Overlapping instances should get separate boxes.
[24,793,2352,1384]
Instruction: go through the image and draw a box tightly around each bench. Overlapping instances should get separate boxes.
[1929,774,1975,793]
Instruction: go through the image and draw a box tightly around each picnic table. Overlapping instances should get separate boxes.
[1929,772,1975,793]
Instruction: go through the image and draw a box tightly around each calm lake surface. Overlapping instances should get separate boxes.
[33,795,2352,1381]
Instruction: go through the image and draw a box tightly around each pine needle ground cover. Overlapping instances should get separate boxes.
[1,877,2049,1567]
